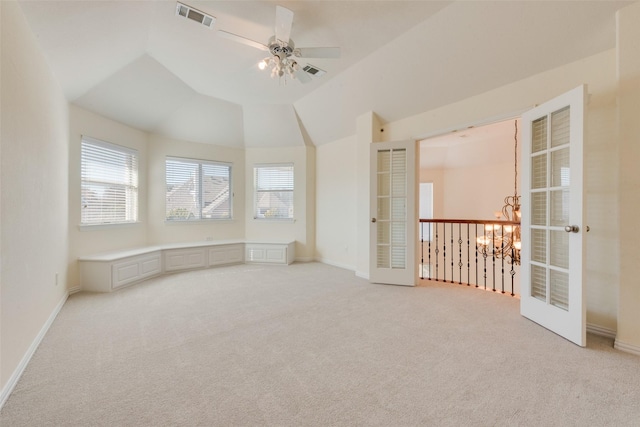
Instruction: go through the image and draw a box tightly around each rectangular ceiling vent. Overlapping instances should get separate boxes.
[302,64,326,77]
[176,2,215,29]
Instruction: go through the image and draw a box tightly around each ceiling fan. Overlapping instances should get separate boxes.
[217,5,341,83]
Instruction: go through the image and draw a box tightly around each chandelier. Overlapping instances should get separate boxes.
[258,37,300,83]
[477,120,522,265]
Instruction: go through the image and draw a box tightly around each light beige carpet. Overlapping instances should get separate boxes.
[1,262,639,426]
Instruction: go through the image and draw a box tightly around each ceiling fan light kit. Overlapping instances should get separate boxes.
[215,5,340,85]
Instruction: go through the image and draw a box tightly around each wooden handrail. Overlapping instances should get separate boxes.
[419,218,521,226]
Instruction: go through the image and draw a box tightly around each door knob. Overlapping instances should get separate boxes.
[371,218,377,223]
[564,225,579,233]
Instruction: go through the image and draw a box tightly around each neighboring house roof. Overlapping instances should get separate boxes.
[166,176,230,219]
[255,191,293,218]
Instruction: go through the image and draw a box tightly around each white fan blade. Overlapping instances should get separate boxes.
[275,6,293,43]
[294,68,312,84]
[295,47,341,59]
[218,30,269,52]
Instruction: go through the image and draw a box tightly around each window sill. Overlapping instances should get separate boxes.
[253,218,296,223]
[165,218,234,225]
[79,221,141,231]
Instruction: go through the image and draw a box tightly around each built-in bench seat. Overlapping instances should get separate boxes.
[78,240,295,292]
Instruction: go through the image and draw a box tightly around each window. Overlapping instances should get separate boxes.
[254,164,294,219]
[81,136,138,225]
[166,157,232,221]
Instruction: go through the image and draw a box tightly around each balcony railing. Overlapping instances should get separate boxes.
[419,219,521,296]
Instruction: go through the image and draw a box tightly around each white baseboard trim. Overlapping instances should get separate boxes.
[0,291,69,410]
[586,323,617,339]
[614,339,640,356]
[295,257,314,263]
[355,270,369,280]
[315,257,356,272]
[68,286,82,295]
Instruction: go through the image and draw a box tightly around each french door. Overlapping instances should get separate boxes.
[369,140,417,286]
[520,85,586,346]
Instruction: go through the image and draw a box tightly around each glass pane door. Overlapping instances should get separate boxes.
[530,107,571,309]
[376,148,407,269]
[521,85,585,347]
[370,140,416,286]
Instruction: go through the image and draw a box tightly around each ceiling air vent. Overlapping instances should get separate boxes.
[176,2,215,29]
[302,64,326,77]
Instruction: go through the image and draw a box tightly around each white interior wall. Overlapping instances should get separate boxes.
[419,168,444,219]
[244,146,314,260]
[0,0,69,393]
[354,112,383,279]
[67,105,149,288]
[146,134,246,245]
[421,123,521,220]
[616,1,640,352]
[315,135,358,270]
[441,161,515,220]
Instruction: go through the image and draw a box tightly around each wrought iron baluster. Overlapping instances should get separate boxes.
[501,224,505,294]
[483,225,488,290]
[466,224,470,286]
[510,246,516,296]
[475,224,479,288]
[442,224,446,282]
[420,222,424,280]
[458,223,463,284]
[450,223,454,283]
[491,224,496,292]
[428,222,432,280]
[435,223,439,281]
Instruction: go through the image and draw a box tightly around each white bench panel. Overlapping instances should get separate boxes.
[164,248,207,272]
[208,244,244,266]
[79,241,295,292]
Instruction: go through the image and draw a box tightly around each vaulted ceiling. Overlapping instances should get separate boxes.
[18,1,632,148]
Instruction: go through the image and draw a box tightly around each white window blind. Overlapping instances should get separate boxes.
[166,157,232,221]
[254,164,294,219]
[81,137,139,225]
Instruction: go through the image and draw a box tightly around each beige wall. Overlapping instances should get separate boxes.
[68,106,149,288]
[1,0,69,391]
[355,112,383,278]
[616,1,640,352]
[440,161,514,220]
[316,135,358,269]
[419,168,445,219]
[146,134,245,245]
[244,146,315,261]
